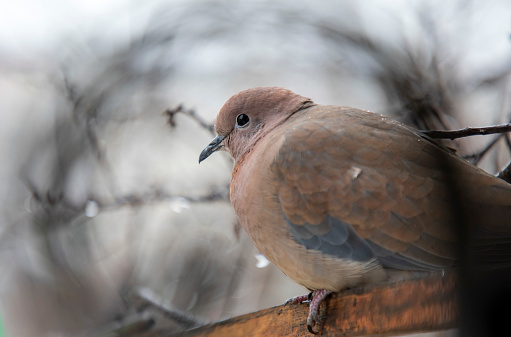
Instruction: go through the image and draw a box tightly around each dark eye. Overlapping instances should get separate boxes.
[235,113,250,127]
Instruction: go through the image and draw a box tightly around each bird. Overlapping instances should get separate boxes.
[199,87,511,334]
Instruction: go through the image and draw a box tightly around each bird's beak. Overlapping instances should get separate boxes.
[199,135,226,163]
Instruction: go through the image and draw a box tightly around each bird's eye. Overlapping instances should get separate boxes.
[235,114,250,128]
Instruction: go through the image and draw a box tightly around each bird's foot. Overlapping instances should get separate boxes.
[284,292,312,306]
[284,290,332,334]
[306,289,332,334]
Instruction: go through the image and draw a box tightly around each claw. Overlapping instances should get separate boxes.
[307,311,319,334]
[283,290,332,334]
[305,289,332,334]
[284,293,311,306]
[307,321,316,334]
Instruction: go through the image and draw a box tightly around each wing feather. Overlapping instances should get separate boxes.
[272,108,458,271]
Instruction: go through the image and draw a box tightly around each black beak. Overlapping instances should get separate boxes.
[199,135,226,163]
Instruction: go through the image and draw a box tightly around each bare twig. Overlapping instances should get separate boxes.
[495,133,511,184]
[504,133,511,153]
[164,106,216,136]
[100,185,228,209]
[61,69,106,162]
[497,162,511,184]
[131,287,205,330]
[421,124,511,165]
[422,123,511,140]
[23,175,229,225]
[463,134,507,165]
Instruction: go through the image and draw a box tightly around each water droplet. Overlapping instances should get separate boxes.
[85,200,99,217]
[255,254,270,268]
[170,197,191,213]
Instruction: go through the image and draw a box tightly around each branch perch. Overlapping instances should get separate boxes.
[168,272,458,337]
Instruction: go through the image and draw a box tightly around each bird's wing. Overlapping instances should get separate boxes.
[271,107,459,271]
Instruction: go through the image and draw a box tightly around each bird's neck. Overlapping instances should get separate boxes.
[232,102,317,163]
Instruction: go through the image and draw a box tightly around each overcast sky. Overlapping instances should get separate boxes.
[0,0,149,54]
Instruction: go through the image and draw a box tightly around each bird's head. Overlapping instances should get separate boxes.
[199,87,315,163]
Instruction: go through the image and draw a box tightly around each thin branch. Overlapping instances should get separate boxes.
[421,123,511,140]
[463,134,506,165]
[164,105,216,136]
[61,69,106,162]
[131,287,205,330]
[98,187,229,211]
[505,133,511,153]
[497,133,511,184]
[24,176,229,225]
[497,162,511,184]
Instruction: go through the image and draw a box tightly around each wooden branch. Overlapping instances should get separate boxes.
[168,272,458,337]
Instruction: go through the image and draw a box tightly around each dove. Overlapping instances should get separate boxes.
[199,87,511,333]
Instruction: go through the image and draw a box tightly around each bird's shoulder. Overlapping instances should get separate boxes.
[273,105,421,165]
[274,106,455,231]
[269,105,426,202]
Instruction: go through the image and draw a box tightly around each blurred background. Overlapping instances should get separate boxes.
[1,0,510,336]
